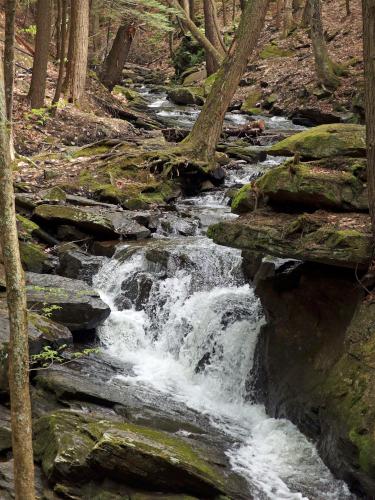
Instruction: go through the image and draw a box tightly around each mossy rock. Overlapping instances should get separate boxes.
[34,410,228,497]
[40,187,67,203]
[113,86,147,108]
[183,69,207,87]
[167,87,205,106]
[208,209,373,269]
[231,184,259,214]
[260,43,294,59]
[269,124,366,159]
[19,241,53,273]
[255,157,368,211]
[241,89,262,114]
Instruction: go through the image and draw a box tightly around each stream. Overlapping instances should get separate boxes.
[93,91,355,499]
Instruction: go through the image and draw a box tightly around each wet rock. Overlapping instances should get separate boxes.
[119,272,154,310]
[221,145,267,163]
[256,157,368,211]
[268,124,366,159]
[158,215,199,237]
[255,264,375,497]
[56,224,89,241]
[26,273,110,331]
[34,409,236,498]
[91,240,121,257]
[19,241,55,273]
[57,250,104,284]
[167,87,205,106]
[208,209,372,269]
[231,184,265,214]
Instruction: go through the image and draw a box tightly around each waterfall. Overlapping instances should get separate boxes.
[94,237,353,500]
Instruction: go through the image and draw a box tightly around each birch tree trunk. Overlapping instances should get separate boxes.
[0,51,36,500]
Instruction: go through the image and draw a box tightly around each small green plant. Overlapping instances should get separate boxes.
[26,107,51,126]
[30,344,99,371]
[40,303,62,318]
[22,24,37,37]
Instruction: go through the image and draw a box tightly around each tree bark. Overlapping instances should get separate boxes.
[100,23,136,90]
[0,51,36,500]
[276,0,283,29]
[301,0,311,26]
[4,0,17,120]
[189,0,196,22]
[310,0,339,88]
[182,0,270,162]
[362,0,375,231]
[64,0,89,103]
[53,0,68,105]
[222,0,228,24]
[168,0,224,69]
[89,0,101,64]
[282,0,294,37]
[28,0,52,108]
[204,0,226,74]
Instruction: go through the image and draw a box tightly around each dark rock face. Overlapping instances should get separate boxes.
[26,273,110,331]
[57,250,105,284]
[253,261,375,497]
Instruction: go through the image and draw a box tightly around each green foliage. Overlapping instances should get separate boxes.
[172,36,205,78]
[22,24,37,37]
[30,344,99,370]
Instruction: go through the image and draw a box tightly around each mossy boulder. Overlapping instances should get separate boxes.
[241,89,262,114]
[113,86,147,108]
[19,241,54,273]
[255,157,368,211]
[40,187,67,203]
[268,124,366,159]
[231,184,259,214]
[208,209,373,269]
[34,410,228,497]
[167,87,205,106]
[260,42,294,59]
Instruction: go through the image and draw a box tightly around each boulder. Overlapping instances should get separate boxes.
[33,410,231,497]
[183,69,207,86]
[208,209,373,269]
[167,87,205,106]
[254,263,375,497]
[33,205,151,240]
[268,124,366,159]
[0,406,12,452]
[255,157,368,212]
[231,184,262,214]
[260,42,294,59]
[26,273,110,331]
[241,89,262,114]
[57,250,104,284]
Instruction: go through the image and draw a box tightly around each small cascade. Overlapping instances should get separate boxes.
[94,237,354,500]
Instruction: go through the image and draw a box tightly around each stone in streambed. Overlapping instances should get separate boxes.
[26,273,110,331]
[255,157,368,212]
[33,410,228,497]
[57,250,104,285]
[208,209,372,269]
[167,87,205,106]
[268,124,366,159]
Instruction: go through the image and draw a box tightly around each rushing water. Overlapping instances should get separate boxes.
[93,92,355,499]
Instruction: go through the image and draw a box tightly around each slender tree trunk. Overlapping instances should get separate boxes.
[204,0,226,74]
[310,0,339,88]
[0,51,36,500]
[240,0,246,9]
[28,0,52,108]
[282,0,294,36]
[232,0,236,22]
[168,0,224,68]
[53,0,68,105]
[4,0,16,121]
[89,0,101,64]
[346,0,351,15]
[276,0,283,29]
[55,0,62,60]
[182,0,270,162]
[64,0,89,103]
[362,0,375,230]
[301,0,311,26]
[293,0,305,22]
[222,0,228,25]
[100,23,136,89]
[180,0,191,16]
[189,0,196,22]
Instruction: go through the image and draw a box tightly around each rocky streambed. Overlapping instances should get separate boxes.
[0,84,372,499]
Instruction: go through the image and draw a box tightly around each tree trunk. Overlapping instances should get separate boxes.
[28,0,52,108]
[100,23,136,90]
[204,0,226,74]
[310,0,339,88]
[4,0,17,120]
[89,0,101,64]
[282,0,294,37]
[53,0,68,105]
[168,0,224,69]
[64,0,89,103]
[346,0,351,15]
[189,0,196,22]
[55,0,62,60]
[222,0,228,25]
[182,0,270,162]
[180,0,191,16]
[276,0,283,29]
[293,0,306,23]
[301,0,311,26]
[362,0,375,230]
[0,50,36,500]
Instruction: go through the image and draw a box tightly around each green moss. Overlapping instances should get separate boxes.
[19,241,49,273]
[241,90,262,114]
[17,214,40,239]
[72,144,111,158]
[231,184,256,214]
[41,186,67,202]
[269,124,366,159]
[260,43,294,59]
[203,73,217,96]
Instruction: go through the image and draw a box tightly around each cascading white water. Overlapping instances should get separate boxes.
[94,237,354,500]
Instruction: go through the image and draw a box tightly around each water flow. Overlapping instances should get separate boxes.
[94,237,353,500]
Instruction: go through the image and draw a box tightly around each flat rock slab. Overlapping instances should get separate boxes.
[34,204,151,240]
[26,273,110,331]
[208,209,373,269]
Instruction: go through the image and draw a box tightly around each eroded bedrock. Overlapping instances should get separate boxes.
[208,209,372,269]
[250,259,375,497]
